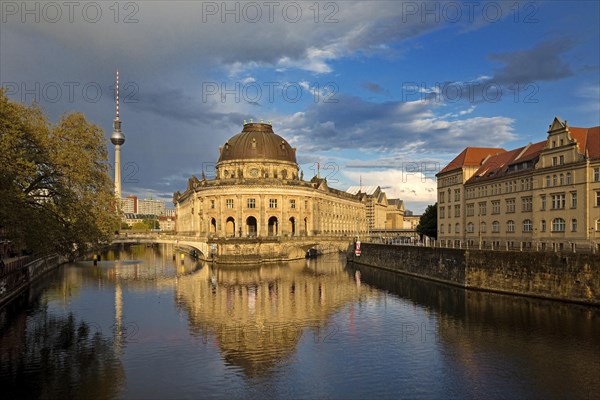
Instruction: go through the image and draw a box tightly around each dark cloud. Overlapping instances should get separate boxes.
[362,82,386,94]
[489,38,575,84]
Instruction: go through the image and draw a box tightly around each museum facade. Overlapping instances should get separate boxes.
[173,122,368,241]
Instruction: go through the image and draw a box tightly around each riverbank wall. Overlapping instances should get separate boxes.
[0,255,67,308]
[349,243,600,305]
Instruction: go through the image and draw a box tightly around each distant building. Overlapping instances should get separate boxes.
[164,208,176,217]
[346,186,390,231]
[158,215,176,232]
[137,198,166,216]
[436,117,600,251]
[385,199,405,229]
[121,195,137,214]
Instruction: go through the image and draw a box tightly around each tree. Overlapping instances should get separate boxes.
[416,203,437,239]
[0,89,119,257]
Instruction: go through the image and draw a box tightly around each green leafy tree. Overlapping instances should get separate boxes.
[416,203,437,239]
[0,89,119,257]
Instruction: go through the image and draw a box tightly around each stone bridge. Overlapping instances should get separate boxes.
[112,233,211,256]
[111,233,353,264]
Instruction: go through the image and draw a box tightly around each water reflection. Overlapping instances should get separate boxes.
[0,297,125,399]
[0,246,598,399]
[175,255,376,377]
[348,263,600,399]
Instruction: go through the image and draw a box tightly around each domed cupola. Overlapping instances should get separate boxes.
[218,121,297,164]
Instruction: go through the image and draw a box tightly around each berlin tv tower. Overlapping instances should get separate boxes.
[110,68,125,201]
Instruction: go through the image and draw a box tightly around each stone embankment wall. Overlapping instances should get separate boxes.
[350,243,599,305]
[0,255,66,307]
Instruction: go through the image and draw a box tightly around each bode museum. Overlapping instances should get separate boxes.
[173,121,378,260]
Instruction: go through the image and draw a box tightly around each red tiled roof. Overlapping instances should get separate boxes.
[438,147,505,175]
[512,141,546,163]
[569,126,600,160]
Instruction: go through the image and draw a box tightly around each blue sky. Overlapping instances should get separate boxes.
[2,1,599,213]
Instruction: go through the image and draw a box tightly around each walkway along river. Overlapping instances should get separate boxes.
[0,244,598,399]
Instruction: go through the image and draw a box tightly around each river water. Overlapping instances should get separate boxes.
[1,245,598,399]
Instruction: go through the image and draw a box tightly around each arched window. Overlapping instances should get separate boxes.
[523,219,533,232]
[552,218,565,232]
[571,219,577,232]
[467,222,474,233]
[492,221,500,233]
[480,222,487,233]
[546,175,550,187]
[507,220,515,232]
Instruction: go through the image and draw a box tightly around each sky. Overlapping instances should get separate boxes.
[2,0,599,213]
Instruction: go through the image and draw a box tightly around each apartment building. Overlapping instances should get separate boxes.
[437,117,600,251]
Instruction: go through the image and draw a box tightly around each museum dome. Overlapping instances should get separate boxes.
[217,122,297,164]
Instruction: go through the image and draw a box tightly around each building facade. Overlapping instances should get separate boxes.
[437,117,600,251]
[174,122,368,239]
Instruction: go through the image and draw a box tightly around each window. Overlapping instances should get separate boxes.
[507,220,515,233]
[546,175,550,187]
[596,191,600,207]
[559,155,564,165]
[521,197,532,212]
[478,202,487,216]
[448,206,452,218]
[597,219,600,231]
[226,199,234,208]
[552,140,556,148]
[552,157,557,166]
[559,174,564,185]
[506,198,515,213]
[560,139,564,146]
[571,192,577,208]
[571,219,577,232]
[553,175,557,186]
[480,222,486,233]
[551,194,565,209]
[440,192,445,203]
[269,199,278,208]
[455,223,460,234]
[440,224,445,234]
[566,172,572,184]
[541,220,546,232]
[440,207,445,219]
[247,198,256,209]
[552,218,565,232]
[492,221,500,233]
[523,219,533,232]
[492,201,500,214]
[290,199,296,209]
[454,189,461,202]
[467,222,474,233]
[594,168,599,182]
[466,204,474,217]
[210,200,215,209]
[540,195,546,211]
[454,205,461,217]
[305,200,308,209]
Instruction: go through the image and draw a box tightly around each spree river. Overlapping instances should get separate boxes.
[1,245,598,399]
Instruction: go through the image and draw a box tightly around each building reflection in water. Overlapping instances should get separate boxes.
[174,254,376,377]
[348,263,600,399]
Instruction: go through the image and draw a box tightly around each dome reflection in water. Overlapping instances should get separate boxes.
[0,244,598,399]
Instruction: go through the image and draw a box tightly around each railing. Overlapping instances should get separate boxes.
[367,237,599,254]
